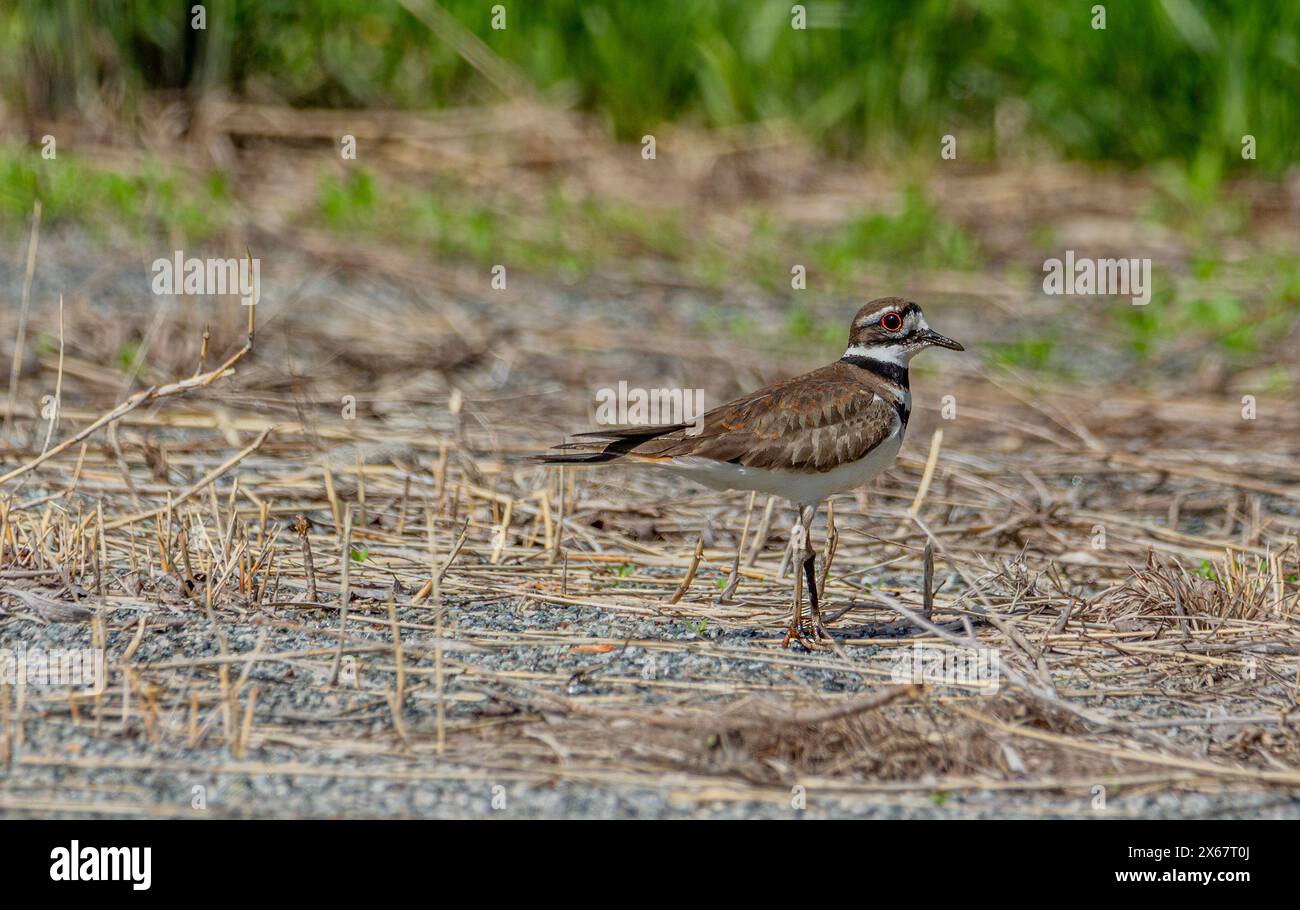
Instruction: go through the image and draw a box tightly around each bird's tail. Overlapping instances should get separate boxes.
[533,423,689,465]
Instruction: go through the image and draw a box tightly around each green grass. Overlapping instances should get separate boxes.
[3,0,1297,174]
[311,168,982,298]
[114,340,144,374]
[783,304,842,348]
[0,138,980,296]
[988,333,1061,374]
[318,168,379,229]
[307,169,985,366]
[1117,253,1300,369]
[0,145,231,242]
[1125,291,1257,363]
[314,167,703,281]
[813,184,980,275]
[1145,157,1252,238]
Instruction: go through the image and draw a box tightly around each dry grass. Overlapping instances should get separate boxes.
[0,102,1298,817]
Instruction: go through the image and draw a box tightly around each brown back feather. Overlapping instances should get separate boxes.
[630,361,903,473]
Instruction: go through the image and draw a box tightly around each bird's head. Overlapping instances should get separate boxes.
[844,297,963,364]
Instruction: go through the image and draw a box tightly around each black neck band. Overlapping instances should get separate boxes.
[840,355,910,389]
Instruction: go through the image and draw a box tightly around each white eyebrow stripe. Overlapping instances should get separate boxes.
[856,305,896,327]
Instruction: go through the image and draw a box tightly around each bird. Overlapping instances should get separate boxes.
[539,297,963,649]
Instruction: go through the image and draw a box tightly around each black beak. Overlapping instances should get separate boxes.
[921,329,964,351]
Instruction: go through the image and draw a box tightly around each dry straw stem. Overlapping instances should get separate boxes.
[0,298,256,487]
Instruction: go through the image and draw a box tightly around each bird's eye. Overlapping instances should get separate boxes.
[881,312,903,332]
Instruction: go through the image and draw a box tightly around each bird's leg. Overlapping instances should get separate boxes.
[801,502,830,641]
[803,551,823,638]
[782,503,827,650]
[781,510,811,650]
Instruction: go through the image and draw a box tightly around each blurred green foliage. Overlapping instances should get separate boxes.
[2,0,1296,172]
[813,185,979,272]
[0,146,230,239]
[989,333,1060,373]
[1117,253,1300,371]
[309,165,979,294]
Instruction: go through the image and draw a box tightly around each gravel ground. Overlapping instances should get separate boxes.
[5,595,1299,819]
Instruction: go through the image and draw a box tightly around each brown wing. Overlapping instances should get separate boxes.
[629,361,902,473]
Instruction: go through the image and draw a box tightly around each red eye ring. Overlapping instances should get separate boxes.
[881,312,903,332]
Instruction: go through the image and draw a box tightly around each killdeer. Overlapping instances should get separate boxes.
[540,298,963,648]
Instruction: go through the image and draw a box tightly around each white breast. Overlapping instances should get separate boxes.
[663,424,903,506]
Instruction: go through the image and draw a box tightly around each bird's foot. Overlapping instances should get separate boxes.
[808,597,840,639]
[781,617,829,651]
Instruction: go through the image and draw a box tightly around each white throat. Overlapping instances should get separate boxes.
[842,343,917,366]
